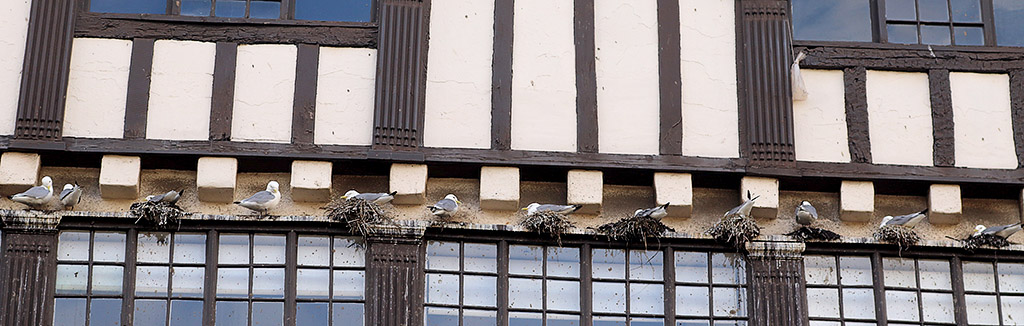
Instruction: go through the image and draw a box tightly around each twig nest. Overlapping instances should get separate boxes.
[129,201,185,229]
[706,217,761,250]
[325,198,394,237]
[874,225,920,249]
[785,226,841,242]
[961,234,1013,252]
[597,214,675,245]
[519,211,575,241]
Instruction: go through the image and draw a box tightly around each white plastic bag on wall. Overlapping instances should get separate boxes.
[791,52,808,101]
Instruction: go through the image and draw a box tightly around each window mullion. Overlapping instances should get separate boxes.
[949,256,969,325]
[981,0,997,45]
[581,244,592,326]
[121,228,138,326]
[663,247,675,326]
[203,230,219,326]
[497,241,508,326]
[871,253,889,326]
[992,261,1005,325]
[284,231,297,326]
[876,0,890,43]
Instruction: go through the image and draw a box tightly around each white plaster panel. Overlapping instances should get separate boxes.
[594,0,659,155]
[949,72,1018,169]
[423,0,494,149]
[314,47,377,146]
[866,70,933,166]
[147,40,216,141]
[679,0,739,158]
[63,38,132,139]
[231,44,296,143]
[793,69,850,163]
[511,0,577,152]
[0,0,31,136]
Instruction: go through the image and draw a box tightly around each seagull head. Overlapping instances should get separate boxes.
[801,201,811,206]
[145,195,156,201]
[522,203,540,214]
[444,194,460,204]
[63,184,74,191]
[633,208,644,217]
[974,225,987,236]
[266,181,280,194]
[342,190,360,199]
[41,176,53,190]
[879,216,893,227]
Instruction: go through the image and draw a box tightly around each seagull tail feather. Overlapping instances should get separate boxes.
[659,202,671,210]
[917,209,928,215]
[233,201,241,205]
[570,204,583,212]
[388,191,398,196]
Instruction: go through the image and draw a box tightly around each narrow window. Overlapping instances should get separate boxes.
[134,232,207,325]
[54,231,128,326]
[804,255,877,325]
[962,260,1024,325]
[295,235,367,326]
[215,233,287,326]
[675,251,748,325]
[882,257,957,324]
[508,245,582,326]
[424,241,499,325]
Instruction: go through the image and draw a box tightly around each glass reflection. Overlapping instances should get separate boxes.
[248,0,280,19]
[333,270,365,300]
[806,288,839,318]
[134,299,166,325]
[297,302,329,326]
[174,233,206,264]
[215,301,248,326]
[920,292,954,322]
[547,314,580,326]
[804,256,836,285]
[676,285,709,316]
[90,298,122,326]
[842,288,875,319]
[509,312,542,326]
[58,231,90,261]
[298,236,330,266]
[56,265,89,295]
[426,273,459,305]
[297,269,330,299]
[547,280,580,311]
[180,0,211,16]
[998,262,1024,293]
[253,235,286,264]
[965,294,999,324]
[995,0,1024,46]
[295,0,374,22]
[172,267,205,298]
[792,0,873,42]
[463,275,496,307]
[887,24,919,44]
[170,300,204,326]
[426,242,460,271]
[593,316,626,326]
[333,237,365,267]
[424,307,458,326]
[219,234,250,264]
[887,0,918,20]
[138,232,171,263]
[952,0,982,22]
[882,257,916,287]
[921,25,952,45]
[463,309,496,326]
[917,259,951,290]
[547,247,580,278]
[136,266,170,296]
[592,249,626,279]
[509,278,542,309]
[630,282,664,314]
[509,245,543,275]
[464,243,497,273]
[252,268,285,299]
[592,282,626,313]
[919,0,950,21]
[712,287,746,317]
[92,265,124,295]
[711,253,745,285]
[252,301,284,326]
[885,290,919,322]
[954,26,984,46]
[217,268,249,298]
[93,232,126,262]
[675,252,708,283]
[54,298,87,325]
[839,256,872,285]
[629,250,663,281]
[333,303,364,326]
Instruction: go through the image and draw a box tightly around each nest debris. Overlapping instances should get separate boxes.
[873,225,920,250]
[956,234,1013,252]
[325,198,394,237]
[706,216,761,250]
[129,201,185,228]
[597,214,675,246]
[519,211,575,242]
[785,226,841,242]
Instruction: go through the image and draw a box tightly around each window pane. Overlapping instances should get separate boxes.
[629,250,663,281]
[92,265,124,295]
[839,256,873,286]
[547,247,580,278]
[804,256,836,285]
[792,0,873,42]
[56,264,89,295]
[951,0,982,22]
[885,290,919,322]
[426,273,459,305]
[1003,296,1024,324]
[253,268,285,299]
[94,232,126,262]
[181,0,212,16]
[547,280,580,311]
[295,0,373,22]
[333,237,365,267]
[215,0,246,17]
[887,24,919,44]
[297,269,330,299]
[253,235,286,264]
[963,262,995,292]
[509,312,542,326]
[675,252,708,283]
[593,249,626,279]
[918,259,951,290]
[676,286,709,316]
[510,245,543,275]
[954,26,984,45]
[58,231,90,261]
[593,282,626,313]
[630,318,664,326]
[463,243,497,273]
[333,303,364,326]
[593,316,626,326]
[90,0,166,14]
[170,300,204,326]
[249,0,281,19]
[711,253,745,285]
[136,266,170,296]
[252,302,284,326]
[887,0,918,20]
[676,321,709,326]
[333,270,365,300]
[90,298,123,326]
[134,299,167,326]
[883,257,916,287]
[298,303,330,326]
[54,298,87,325]
[921,292,955,322]
[807,288,839,318]
[630,282,664,314]
[712,287,746,317]
[219,234,250,264]
[138,232,171,263]
[921,25,952,45]
[174,233,206,264]
[509,278,542,309]
[919,0,950,22]
[464,309,497,326]
[966,294,999,324]
[547,314,580,326]
[217,268,250,298]
[426,242,460,271]
[464,275,496,307]
[216,301,248,326]
[842,288,876,320]
[172,267,205,298]
[425,307,458,326]
[298,236,330,266]
[995,0,1024,46]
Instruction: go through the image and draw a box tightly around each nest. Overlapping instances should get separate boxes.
[873,225,920,249]
[129,201,185,228]
[519,211,575,242]
[706,217,761,250]
[785,226,841,242]
[597,214,675,246]
[325,198,394,237]
[958,234,1013,252]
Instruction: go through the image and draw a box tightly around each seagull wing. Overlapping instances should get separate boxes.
[17,186,50,199]
[242,191,276,204]
[148,193,166,202]
[537,204,577,213]
[634,207,657,218]
[805,204,818,219]
[888,210,926,226]
[434,198,458,212]
[983,224,1022,237]
[59,188,74,201]
[354,193,384,202]
[724,203,744,217]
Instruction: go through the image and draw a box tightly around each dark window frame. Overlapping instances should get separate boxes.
[80,0,378,25]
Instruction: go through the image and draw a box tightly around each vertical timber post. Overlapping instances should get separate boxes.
[0,213,61,326]
[365,223,426,326]
[746,240,808,326]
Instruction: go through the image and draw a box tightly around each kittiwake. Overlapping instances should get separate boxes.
[428,194,461,217]
[522,203,583,216]
[234,181,281,214]
[342,190,397,205]
[795,201,818,226]
[59,183,82,210]
[879,209,928,228]
[634,203,670,219]
[9,176,54,209]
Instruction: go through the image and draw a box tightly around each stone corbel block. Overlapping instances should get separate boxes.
[567,170,602,214]
[197,157,237,203]
[0,152,41,196]
[99,155,141,199]
[653,172,693,218]
[740,176,779,219]
[840,180,875,222]
[291,160,332,202]
[479,166,520,211]
[929,184,962,225]
[389,163,428,205]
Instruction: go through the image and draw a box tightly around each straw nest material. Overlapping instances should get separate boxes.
[129,201,186,228]
[519,211,575,241]
[706,217,761,250]
[325,198,394,237]
[958,234,1013,252]
[597,214,675,245]
[785,226,841,242]
[873,225,920,249]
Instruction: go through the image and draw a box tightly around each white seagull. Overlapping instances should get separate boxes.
[522,203,583,216]
[973,223,1022,238]
[879,209,928,228]
[428,194,461,217]
[59,183,83,210]
[234,181,281,215]
[9,176,54,209]
[634,203,670,220]
[147,189,184,205]
[725,191,759,219]
[795,201,818,226]
[341,190,397,205]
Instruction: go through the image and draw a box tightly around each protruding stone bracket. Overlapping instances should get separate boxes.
[0,209,61,232]
[363,222,427,245]
[745,239,806,260]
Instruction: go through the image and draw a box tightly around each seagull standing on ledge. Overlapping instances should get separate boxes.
[725,191,759,219]
[147,189,184,205]
[10,176,54,209]
[341,190,397,204]
[973,223,1022,238]
[522,203,583,216]
[235,181,280,215]
[879,209,928,228]
[59,183,82,210]
[634,203,670,219]
[795,201,818,226]
[428,194,460,217]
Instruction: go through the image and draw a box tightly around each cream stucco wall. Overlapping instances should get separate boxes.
[949,72,1018,169]
[313,47,377,146]
[793,69,850,163]
[423,0,494,149]
[231,44,296,143]
[511,0,577,152]
[595,0,659,155]
[866,70,933,166]
[63,38,133,139]
[0,0,31,136]
[679,0,739,158]
[147,40,216,141]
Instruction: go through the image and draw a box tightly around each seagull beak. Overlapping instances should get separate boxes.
[340,196,347,199]
[520,207,527,211]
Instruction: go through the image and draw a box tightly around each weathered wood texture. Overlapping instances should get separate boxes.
[292,44,319,145]
[0,231,58,326]
[929,69,955,167]
[739,0,796,163]
[798,44,1024,72]
[210,42,237,141]
[124,38,155,139]
[843,67,872,164]
[574,0,598,153]
[491,0,514,150]
[657,0,683,156]
[748,258,807,326]
[366,241,423,326]
[372,0,430,150]
[1009,70,1024,168]
[74,12,377,47]
[15,0,77,141]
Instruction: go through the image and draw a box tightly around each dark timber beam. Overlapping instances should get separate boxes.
[738,0,796,164]
[124,38,155,140]
[574,0,598,153]
[210,42,237,141]
[844,67,872,164]
[371,0,431,151]
[491,0,514,151]
[657,0,683,156]
[291,44,319,145]
[929,69,955,167]
[1009,70,1024,168]
[12,0,78,146]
